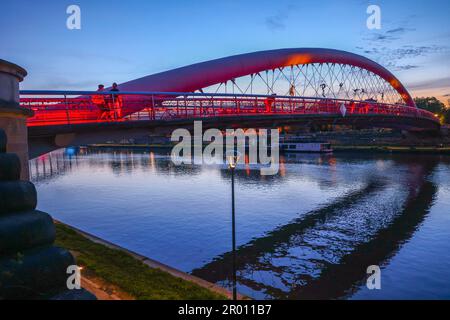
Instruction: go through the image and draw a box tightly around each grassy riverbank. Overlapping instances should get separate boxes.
[54,223,227,300]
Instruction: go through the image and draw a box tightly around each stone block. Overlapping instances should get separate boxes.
[0,246,75,299]
[0,210,55,255]
[0,181,37,214]
[0,153,21,180]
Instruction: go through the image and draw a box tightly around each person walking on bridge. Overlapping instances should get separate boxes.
[92,84,111,120]
[110,82,123,120]
[264,94,276,113]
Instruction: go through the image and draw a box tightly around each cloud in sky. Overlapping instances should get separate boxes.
[364,45,446,59]
[358,20,449,102]
[265,14,287,30]
[361,44,447,71]
[366,33,400,42]
[360,19,448,72]
[363,27,415,43]
[408,77,450,91]
[395,64,419,71]
[265,4,296,31]
[386,27,416,34]
[408,77,450,104]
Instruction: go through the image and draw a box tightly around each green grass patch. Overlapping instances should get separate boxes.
[54,223,226,300]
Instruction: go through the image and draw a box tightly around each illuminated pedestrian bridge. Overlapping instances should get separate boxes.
[20,48,440,158]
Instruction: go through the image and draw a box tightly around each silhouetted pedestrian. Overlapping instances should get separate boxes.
[110,83,122,119]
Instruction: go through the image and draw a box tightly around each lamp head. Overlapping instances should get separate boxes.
[226,150,241,169]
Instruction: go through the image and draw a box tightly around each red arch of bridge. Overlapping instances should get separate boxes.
[117,48,415,108]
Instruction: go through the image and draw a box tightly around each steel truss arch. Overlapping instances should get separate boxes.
[117,48,415,108]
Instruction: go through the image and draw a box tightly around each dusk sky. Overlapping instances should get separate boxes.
[2,0,449,104]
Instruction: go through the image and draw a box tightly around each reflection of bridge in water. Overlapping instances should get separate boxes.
[31,146,340,186]
[30,148,81,183]
[192,157,439,299]
[31,147,161,182]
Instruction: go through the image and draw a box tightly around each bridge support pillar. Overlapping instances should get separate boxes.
[0,59,95,299]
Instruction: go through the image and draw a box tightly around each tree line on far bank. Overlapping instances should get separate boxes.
[414,97,450,124]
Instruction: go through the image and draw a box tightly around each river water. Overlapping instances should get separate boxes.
[30,147,450,299]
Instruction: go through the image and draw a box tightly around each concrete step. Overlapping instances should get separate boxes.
[0,245,75,299]
[0,153,21,181]
[0,129,6,153]
[0,210,55,255]
[0,181,37,214]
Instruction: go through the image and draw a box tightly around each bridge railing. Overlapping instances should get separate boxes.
[20,91,439,126]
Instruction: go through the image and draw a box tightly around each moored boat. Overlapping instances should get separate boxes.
[280,142,333,153]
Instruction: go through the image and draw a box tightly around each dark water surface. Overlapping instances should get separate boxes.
[30,147,450,299]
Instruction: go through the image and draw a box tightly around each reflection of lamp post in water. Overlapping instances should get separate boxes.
[226,151,240,300]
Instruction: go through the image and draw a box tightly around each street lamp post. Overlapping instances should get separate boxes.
[227,152,240,300]
[230,164,237,300]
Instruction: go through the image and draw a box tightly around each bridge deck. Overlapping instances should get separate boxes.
[20,92,439,131]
